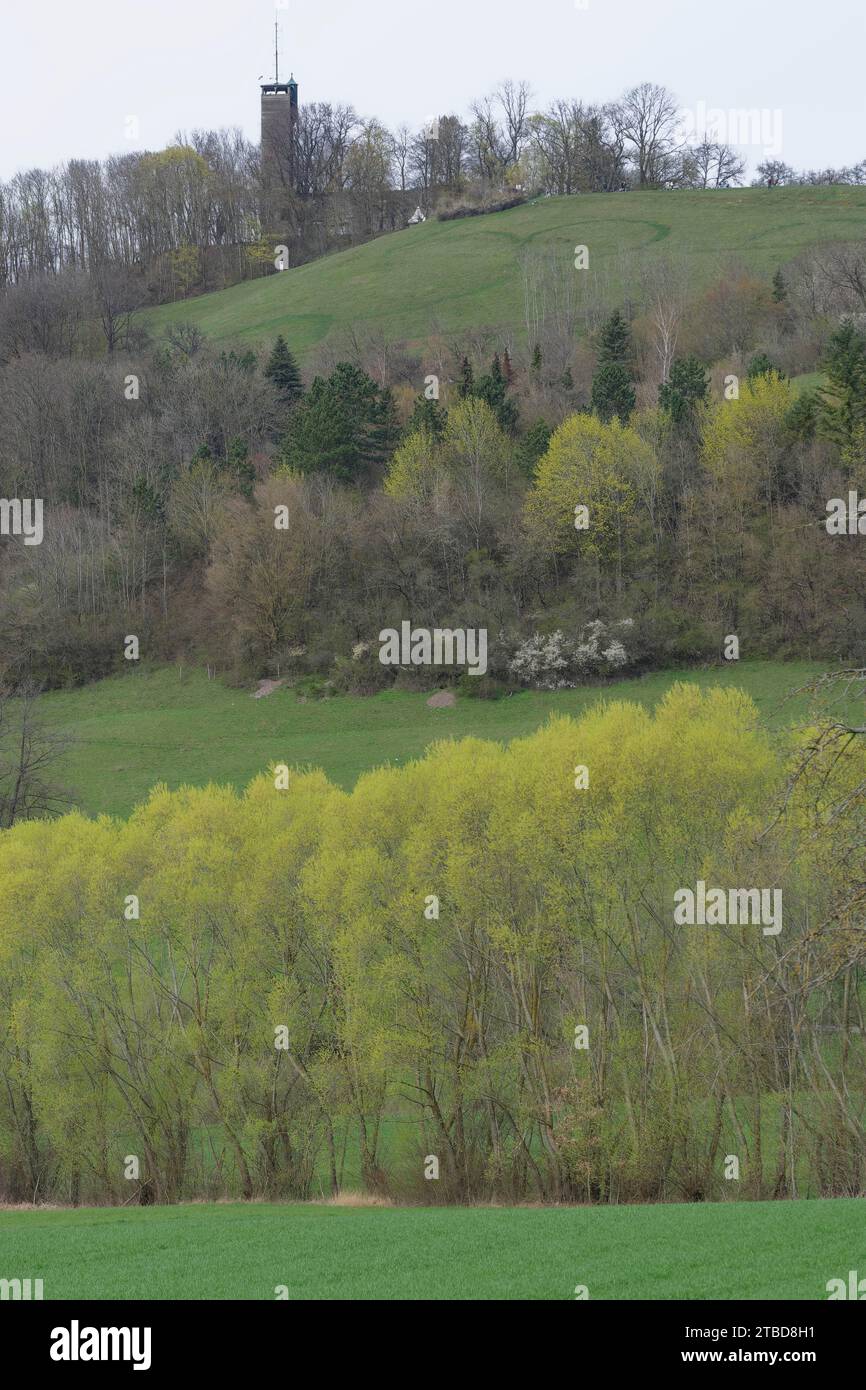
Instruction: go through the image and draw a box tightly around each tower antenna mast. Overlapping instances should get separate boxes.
[274,18,279,84]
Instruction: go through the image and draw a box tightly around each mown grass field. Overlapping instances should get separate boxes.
[145,186,866,359]
[1,1197,861,1300]
[40,659,832,820]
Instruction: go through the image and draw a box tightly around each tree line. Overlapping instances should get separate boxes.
[3,77,840,300]
[0,685,863,1205]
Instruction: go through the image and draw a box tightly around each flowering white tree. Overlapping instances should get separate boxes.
[509,619,632,688]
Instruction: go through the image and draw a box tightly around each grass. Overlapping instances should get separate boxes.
[0,1197,862,1299]
[791,370,826,394]
[145,186,866,360]
[39,659,833,820]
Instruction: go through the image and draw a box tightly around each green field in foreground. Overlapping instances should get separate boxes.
[145,186,866,359]
[0,1197,862,1300]
[40,659,832,820]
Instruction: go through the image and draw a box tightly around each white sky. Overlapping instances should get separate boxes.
[1,0,863,178]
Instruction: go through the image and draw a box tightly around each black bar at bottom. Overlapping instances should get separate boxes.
[6,1298,859,1374]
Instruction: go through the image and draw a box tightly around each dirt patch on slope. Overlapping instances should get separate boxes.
[252,679,284,699]
[426,690,457,708]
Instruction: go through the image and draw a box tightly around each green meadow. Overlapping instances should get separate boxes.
[145,186,866,359]
[40,659,830,820]
[0,1197,861,1300]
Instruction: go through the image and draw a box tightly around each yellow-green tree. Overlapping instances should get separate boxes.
[525,412,657,596]
[700,372,793,520]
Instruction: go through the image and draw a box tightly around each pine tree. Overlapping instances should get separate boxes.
[747,352,784,382]
[264,335,303,403]
[591,310,635,423]
[458,356,475,398]
[597,309,632,367]
[476,354,519,433]
[131,474,164,522]
[785,390,818,444]
[371,386,400,464]
[405,393,447,440]
[771,269,788,304]
[658,356,710,424]
[280,362,390,480]
[227,438,256,497]
[817,320,866,457]
[517,418,552,475]
[591,363,635,424]
[530,343,543,375]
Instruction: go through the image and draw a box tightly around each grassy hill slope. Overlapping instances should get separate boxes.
[146,186,866,359]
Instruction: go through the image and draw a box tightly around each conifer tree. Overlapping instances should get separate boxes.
[517,418,552,475]
[476,353,519,433]
[747,352,784,382]
[785,390,818,444]
[597,309,632,366]
[280,362,391,480]
[658,356,710,424]
[817,319,866,457]
[264,335,303,403]
[405,393,447,439]
[591,364,635,424]
[227,438,256,497]
[592,310,636,424]
[458,356,475,398]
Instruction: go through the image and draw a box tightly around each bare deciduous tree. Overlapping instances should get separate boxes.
[0,685,72,828]
[91,264,145,353]
[616,82,681,187]
[640,256,692,383]
[684,138,746,189]
[496,80,532,168]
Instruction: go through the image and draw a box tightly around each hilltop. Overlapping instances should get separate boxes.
[146,186,866,359]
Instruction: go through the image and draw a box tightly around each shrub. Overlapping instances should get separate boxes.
[508,619,633,688]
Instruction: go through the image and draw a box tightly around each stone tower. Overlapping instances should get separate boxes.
[260,22,298,199]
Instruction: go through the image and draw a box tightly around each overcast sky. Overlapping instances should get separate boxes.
[2,0,863,178]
